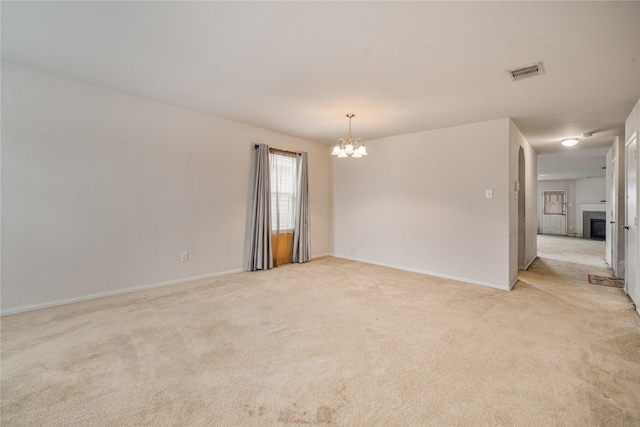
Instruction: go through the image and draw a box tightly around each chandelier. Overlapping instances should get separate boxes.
[331,114,367,158]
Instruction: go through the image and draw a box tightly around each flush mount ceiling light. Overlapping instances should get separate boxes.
[331,114,367,158]
[561,138,579,147]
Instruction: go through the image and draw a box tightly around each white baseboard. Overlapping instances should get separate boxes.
[1,268,244,317]
[311,252,330,259]
[524,256,538,271]
[330,254,512,291]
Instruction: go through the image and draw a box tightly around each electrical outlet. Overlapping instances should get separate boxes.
[485,189,493,199]
[180,252,188,262]
[401,245,407,254]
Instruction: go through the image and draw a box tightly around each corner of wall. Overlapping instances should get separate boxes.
[508,119,538,280]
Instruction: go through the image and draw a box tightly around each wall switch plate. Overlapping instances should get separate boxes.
[485,190,493,199]
[180,252,188,262]
[401,245,407,254]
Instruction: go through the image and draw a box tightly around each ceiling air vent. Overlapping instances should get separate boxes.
[508,62,544,81]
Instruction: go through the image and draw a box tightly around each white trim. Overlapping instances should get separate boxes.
[311,252,330,259]
[1,268,244,316]
[2,254,331,316]
[330,254,512,291]
[580,203,606,212]
[524,255,538,271]
[509,277,519,290]
[626,131,639,311]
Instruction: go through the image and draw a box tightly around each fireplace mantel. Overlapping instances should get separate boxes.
[580,203,606,212]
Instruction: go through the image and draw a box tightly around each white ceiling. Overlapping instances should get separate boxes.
[537,147,609,181]
[2,1,639,176]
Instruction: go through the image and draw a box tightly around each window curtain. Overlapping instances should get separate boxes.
[269,149,297,266]
[248,143,273,271]
[292,152,310,263]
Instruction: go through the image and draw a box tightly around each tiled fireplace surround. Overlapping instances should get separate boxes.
[581,203,606,239]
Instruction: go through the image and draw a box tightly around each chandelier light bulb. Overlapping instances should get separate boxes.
[358,141,367,155]
[345,143,354,154]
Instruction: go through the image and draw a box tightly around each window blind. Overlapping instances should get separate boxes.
[269,151,297,232]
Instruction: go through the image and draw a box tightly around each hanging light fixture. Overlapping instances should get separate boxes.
[331,114,367,158]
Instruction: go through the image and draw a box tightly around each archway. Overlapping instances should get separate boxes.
[518,147,526,270]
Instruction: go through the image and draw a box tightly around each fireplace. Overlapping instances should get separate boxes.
[582,210,606,239]
[590,218,606,241]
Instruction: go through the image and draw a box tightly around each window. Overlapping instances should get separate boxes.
[543,191,564,215]
[269,150,297,232]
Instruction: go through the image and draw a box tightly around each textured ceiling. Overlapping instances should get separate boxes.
[2,1,639,176]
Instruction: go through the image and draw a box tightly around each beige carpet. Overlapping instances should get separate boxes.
[2,236,640,426]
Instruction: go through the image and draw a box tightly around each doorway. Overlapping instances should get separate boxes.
[518,147,526,269]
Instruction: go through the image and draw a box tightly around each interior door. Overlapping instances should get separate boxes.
[542,189,567,235]
[625,133,638,309]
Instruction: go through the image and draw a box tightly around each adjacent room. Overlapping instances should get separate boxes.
[2,2,639,425]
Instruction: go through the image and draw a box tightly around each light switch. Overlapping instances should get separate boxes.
[486,190,493,199]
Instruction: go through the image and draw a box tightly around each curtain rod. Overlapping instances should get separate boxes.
[254,144,301,155]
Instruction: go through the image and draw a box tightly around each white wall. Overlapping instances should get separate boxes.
[607,136,626,276]
[509,120,537,278]
[332,118,513,290]
[1,63,332,314]
[626,99,640,142]
[576,177,606,204]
